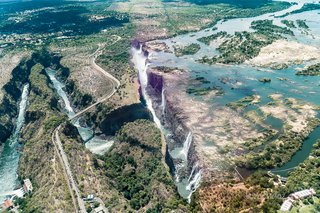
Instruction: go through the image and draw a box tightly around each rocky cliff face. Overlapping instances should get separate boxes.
[18,62,74,212]
[0,57,35,144]
[143,60,201,182]
[0,50,77,145]
[146,70,187,145]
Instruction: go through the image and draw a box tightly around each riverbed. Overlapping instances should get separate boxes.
[0,84,29,203]
[143,0,320,199]
[46,68,114,155]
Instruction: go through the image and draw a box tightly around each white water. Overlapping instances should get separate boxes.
[46,68,113,154]
[84,138,114,155]
[186,169,202,202]
[188,163,198,182]
[0,84,29,202]
[46,68,74,116]
[13,84,29,141]
[161,88,166,115]
[131,46,162,129]
[131,45,201,201]
[149,0,320,203]
[181,132,192,160]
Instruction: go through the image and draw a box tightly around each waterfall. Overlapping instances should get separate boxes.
[46,69,92,139]
[188,163,198,182]
[186,169,202,202]
[46,68,113,155]
[0,84,29,202]
[131,44,201,202]
[131,45,162,129]
[181,132,192,160]
[161,88,166,115]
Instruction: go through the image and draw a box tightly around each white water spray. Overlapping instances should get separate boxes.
[131,45,162,129]
[161,88,166,115]
[186,169,202,202]
[0,84,29,202]
[131,44,202,202]
[46,68,112,154]
[46,68,74,116]
[12,84,29,141]
[181,132,192,160]
[188,163,198,182]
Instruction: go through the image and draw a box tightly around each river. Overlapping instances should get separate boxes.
[142,0,320,199]
[1,0,318,205]
[0,84,29,203]
[131,43,203,201]
[46,68,114,155]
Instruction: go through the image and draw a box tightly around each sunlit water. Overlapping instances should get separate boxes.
[0,84,29,203]
[149,0,320,184]
[46,68,113,155]
[131,45,204,200]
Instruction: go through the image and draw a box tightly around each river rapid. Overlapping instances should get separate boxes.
[0,84,29,203]
[0,0,318,205]
[46,68,114,155]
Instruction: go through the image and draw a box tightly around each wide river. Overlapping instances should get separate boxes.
[147,0,320,197]
[0,0,319,204]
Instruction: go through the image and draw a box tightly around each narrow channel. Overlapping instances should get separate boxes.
[272,124,320,177]
[46,68,114,155]
[0,84,29,202]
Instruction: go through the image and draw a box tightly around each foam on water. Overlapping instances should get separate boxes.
[186,169,202,202]
[131,45,162,129]
[46,69,112,155]
[131,44,202,201]
[0,84,29,202]
[181,132,192,160]
[161,88,166,114]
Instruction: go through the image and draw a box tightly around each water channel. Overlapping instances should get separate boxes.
[0,84,29,202]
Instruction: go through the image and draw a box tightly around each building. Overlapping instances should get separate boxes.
[94,206,108,213]
[23,179,33,193]
[2,199,14,210]
[290,188,316,200]
[280,188,316,211]
[280,199,293,212]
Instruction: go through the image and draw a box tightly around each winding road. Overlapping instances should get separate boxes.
[51,35,121,212]
[70,36,121,121]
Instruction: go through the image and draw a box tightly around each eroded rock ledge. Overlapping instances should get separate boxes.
[141,42,260,183]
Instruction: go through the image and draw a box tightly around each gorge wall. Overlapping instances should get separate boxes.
[134,42,203,199]
[0,55,37,144]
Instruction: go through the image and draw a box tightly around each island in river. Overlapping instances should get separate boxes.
[0,0,319,212]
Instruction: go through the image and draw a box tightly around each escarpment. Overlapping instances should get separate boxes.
[0,56,36,144]
[138,44,201,185]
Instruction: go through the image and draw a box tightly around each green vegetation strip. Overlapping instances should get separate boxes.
[238,118,320,169]
[262,140,320,211]
[197,31,227,45]
[173,43,201,57]
[296,63,320,76]
[197,19,293,64]
[95,120,187,211]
